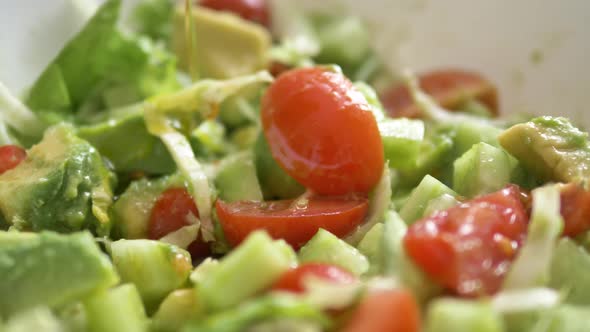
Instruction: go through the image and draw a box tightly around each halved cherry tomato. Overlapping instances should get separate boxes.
[216,196,369,249]
[0,145,26,175]
[149,187,210,258]
[199,0,270,28]
[272,263,357,293]
[339,289,421,332]
[261,67,384,195]
[559,183,590,237]
[380,69,498,118]
[404,185,529,297]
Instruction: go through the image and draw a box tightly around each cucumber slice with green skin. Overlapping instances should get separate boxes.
[197,231,296,312]
[453,142,518,198]
[84,284,148,332]
[423,193,459,218]
[214,151,263,202]
[0,231,118,317]
[379,118,425,170]
[399,175,457,225]
[253,132,305,200]
[356,223,384,276]
[426,298,504,332]
[451,121,502,158]
[109,239,192,312]
[152,289,201,332]
[299,229,369,276]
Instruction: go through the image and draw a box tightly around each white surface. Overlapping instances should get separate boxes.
[1,0,589,125]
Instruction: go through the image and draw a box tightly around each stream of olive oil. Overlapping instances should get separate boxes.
[184,0,198,80]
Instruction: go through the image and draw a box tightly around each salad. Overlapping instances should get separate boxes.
[1,0,590,331]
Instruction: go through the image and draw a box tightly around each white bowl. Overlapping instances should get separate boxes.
[1,0,589,125]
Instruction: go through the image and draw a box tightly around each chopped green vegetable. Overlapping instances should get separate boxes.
[299,229,369,276]
[426,298,504,332]
[110,239,192,312]
[399,175,456,224]
[0,231,118,316]
[197,231,295,312]
[549,238,590,305]
[0,125,115,235]
[84,284,148,332]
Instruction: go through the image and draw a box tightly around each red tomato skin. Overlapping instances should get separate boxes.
[0,145,26,175]
[272,263,357,293]
[560,183,590,237]
[404,185,529,297]
[380,69,498,118]
[339,289,421,332]
[261,67,384,195]
[199,0,269,27]
[149,187,210,258]
[216,196,369,249]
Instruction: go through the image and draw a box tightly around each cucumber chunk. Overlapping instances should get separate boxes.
[197,231,295,312]
[110,239,192,311]
[84,284,148,332]
[399,175,456,224]
[299,229,369,276]
[453,142,518,198]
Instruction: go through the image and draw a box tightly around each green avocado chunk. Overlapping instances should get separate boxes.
[499,116,590,185]
[112,173,184,239]
[0,231,118,317]
[0,124,115,235]
[172,6,271,79]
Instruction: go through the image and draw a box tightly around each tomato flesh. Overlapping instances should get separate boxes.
[261,67,384,195]
[404,185,529,296]
[272,263,357,293]
[199,0,270,28]
[380,69,498,118]
[216,196,369,249]
[149,187,210,258]
[0,145,26,175]
[560,183,590,237]
[339,289,421,332]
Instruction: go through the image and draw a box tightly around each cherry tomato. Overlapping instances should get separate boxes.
[216,196,369,249]
[272,263,357,293]
[404,185,529,297]
[339,289,421,332]
[261,67,384,195]
[149,187,210,258]
[559,183,590,237]
[199,0,270,28]
[380,69,498,118]
[0,145,26,175]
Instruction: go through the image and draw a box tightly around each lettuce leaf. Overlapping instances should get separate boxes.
[26,0,178,118]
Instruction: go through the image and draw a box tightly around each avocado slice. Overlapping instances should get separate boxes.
[112,173,184,239]
[499,116,590,185]
[0,231,118,316]
[0,124,116,235]
[172,6,271,79]
[77,105,176,175]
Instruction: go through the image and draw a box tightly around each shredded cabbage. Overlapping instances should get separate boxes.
[502,184,563,290]
[345,166,392,245]
[145,71,273,242]
[0,81,44,142]
[492,288,561,313]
